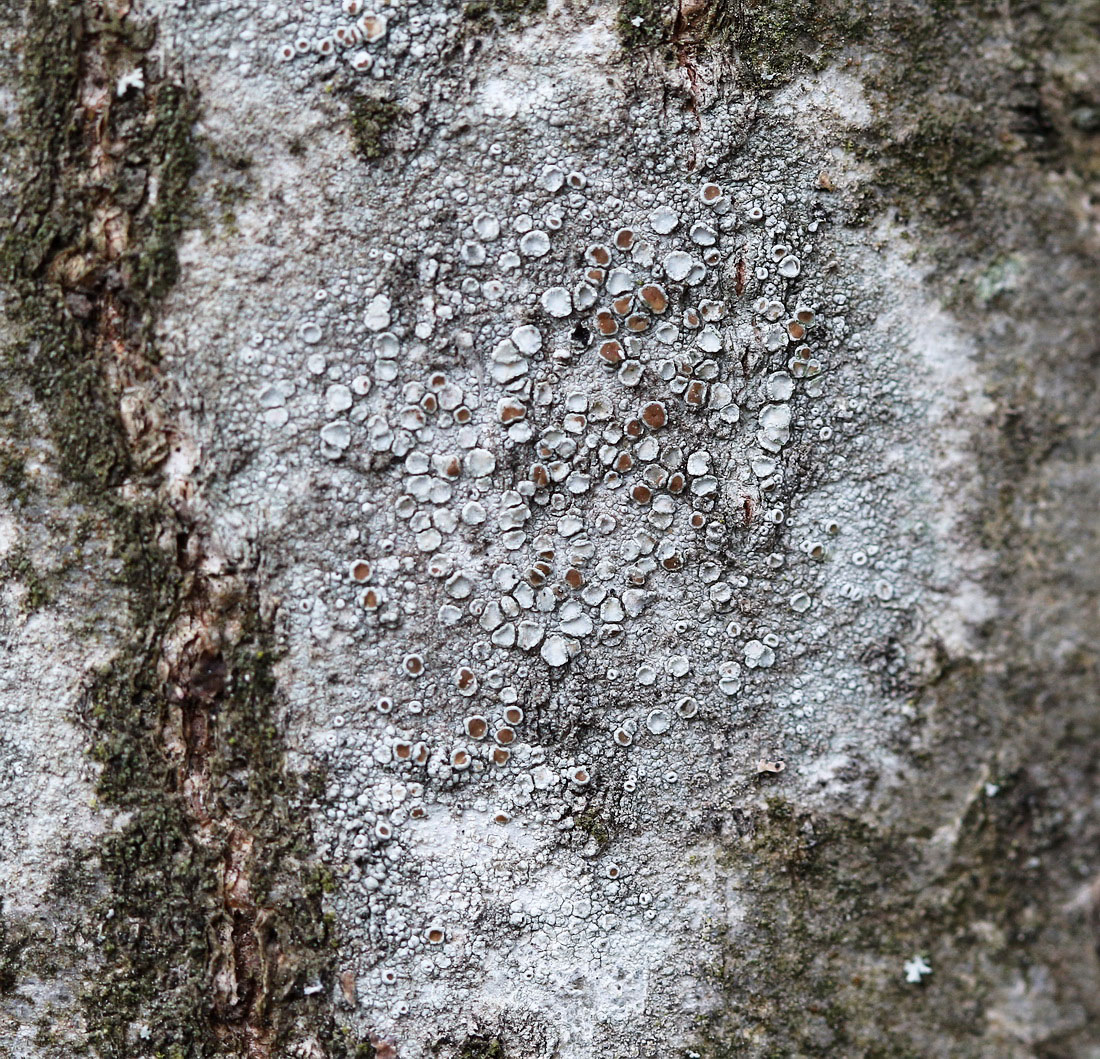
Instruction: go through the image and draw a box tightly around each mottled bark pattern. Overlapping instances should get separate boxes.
[0,0,1098,1057]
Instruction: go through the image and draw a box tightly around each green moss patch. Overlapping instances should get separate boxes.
[71,597,346,1057]
[616,0,867,78]
[455,1035,507,1059]
[0,2,360,1055]
[616,0,672,51]
[463,0,544,32]
[693,663,1100,1058]
[696,0,867,83]
[346,94,401,162]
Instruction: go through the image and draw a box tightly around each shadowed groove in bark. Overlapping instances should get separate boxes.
[0,0,366,1054]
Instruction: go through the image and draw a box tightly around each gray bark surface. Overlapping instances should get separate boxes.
[1,0,1099,1056]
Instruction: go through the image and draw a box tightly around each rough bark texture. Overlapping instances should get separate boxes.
[0,0,1098,1057]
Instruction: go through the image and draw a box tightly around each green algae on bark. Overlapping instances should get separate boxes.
[695,0,867,82]
[462,0,544,32]
[346,93,402,162]
[0,2,357,1055]
[692,750,1100,1058]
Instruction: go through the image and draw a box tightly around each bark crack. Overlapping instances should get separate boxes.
[1,1,359,1055]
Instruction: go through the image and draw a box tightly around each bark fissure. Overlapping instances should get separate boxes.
[1,1,358,1055]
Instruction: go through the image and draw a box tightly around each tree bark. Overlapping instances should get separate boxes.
[1,0,1099,1056]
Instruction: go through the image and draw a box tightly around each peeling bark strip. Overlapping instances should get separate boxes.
[1,2,357,1055]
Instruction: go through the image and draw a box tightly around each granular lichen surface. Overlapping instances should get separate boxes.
[1,0,1099,1057]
